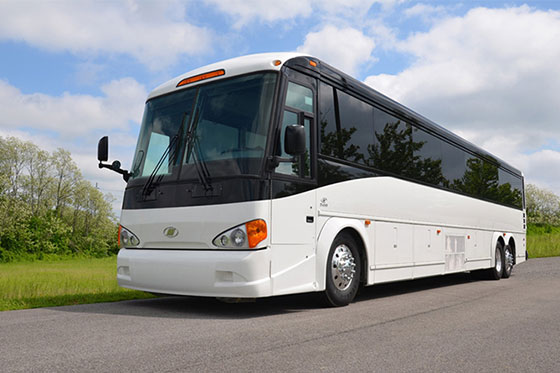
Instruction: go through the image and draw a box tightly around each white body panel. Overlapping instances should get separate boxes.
[118,176,525,298]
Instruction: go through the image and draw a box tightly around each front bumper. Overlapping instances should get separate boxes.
[117,248,272,298]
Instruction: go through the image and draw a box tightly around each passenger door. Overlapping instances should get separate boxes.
[270,69,317,292]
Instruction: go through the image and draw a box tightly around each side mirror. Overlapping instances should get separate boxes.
[284,124,306,156]
[97,136,131,182]
[98,136,108,162]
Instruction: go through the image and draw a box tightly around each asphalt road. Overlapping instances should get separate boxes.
[2,257,559,372]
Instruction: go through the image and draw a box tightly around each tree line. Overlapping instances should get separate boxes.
[0,137,118,262]
[526,184,560,226]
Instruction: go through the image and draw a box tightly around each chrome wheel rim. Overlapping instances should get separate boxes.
[495,247,503,273]
[505,247,514,273]
[331,244,356,291]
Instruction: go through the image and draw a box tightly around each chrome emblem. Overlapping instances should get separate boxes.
[163,226,179,238]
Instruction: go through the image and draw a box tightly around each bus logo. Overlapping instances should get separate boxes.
[163,226,179,238]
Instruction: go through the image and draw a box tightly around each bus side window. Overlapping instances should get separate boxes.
[276,82,313,178]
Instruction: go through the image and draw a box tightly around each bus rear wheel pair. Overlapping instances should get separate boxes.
[481,241,514,280]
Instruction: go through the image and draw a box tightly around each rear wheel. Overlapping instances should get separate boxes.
[324,232,361,307]
[485,242,504,280]
[502,244,514,278]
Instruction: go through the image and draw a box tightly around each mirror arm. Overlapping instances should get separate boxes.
[266,155,297,171]
[98,161,131,182]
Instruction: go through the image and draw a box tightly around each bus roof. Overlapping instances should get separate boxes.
[147,52,307,100]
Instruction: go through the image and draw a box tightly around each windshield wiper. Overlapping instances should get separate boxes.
[191,135,213,191]
[184,103,213,192]
[141,112,188,199]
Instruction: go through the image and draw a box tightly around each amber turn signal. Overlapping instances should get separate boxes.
[246,219,267,248]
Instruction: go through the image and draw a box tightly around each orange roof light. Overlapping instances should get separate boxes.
[309,60,317,67]
[246,219,267,248]
[273,59,282,66]
[176,69,225,87]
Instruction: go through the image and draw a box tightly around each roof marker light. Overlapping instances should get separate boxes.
[176,69,225,87]
[309,60,317,67]
[273,60,282,66]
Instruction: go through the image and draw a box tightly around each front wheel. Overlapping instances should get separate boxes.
[324,232,361,307]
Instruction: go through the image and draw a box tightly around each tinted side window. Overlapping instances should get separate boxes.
[412,127,444,186]
[498,168,523,208]
[318,82,339,158]
[337,90,374,165]
[441,141,467,190]
[454,156,499,200]
[371,108,413,175]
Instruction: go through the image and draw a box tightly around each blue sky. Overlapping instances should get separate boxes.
[1,0,560,211]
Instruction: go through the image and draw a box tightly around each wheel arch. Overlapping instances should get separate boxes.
[315,217,371,291]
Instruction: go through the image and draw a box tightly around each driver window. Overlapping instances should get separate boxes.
[276,82,313,177]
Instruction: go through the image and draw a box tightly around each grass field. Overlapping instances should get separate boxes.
[0,257,154,311]
[527,233,560,258]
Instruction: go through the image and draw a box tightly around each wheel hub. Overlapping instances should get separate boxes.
[331,244,356,291]
[505,248,514,272]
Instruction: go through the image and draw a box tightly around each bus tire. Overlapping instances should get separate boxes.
[324,232,361,307]
[484,242,504,280]
[502,244,514,278]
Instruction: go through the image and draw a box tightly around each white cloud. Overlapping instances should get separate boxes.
[297,25,376,75]
[204,0,398,28]
[204,0,313,28]
[0,0,211,69]
[404,3,449,21]
[518,150,560,193]
[365,6,560,146]
[0,78,146,137]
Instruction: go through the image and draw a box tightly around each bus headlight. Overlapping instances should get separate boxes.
[213,219,267,249]
[119,225,140,248]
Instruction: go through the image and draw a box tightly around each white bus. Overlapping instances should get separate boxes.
[98,53,526,306]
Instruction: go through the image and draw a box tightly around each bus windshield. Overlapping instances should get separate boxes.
[129,72,277,183]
